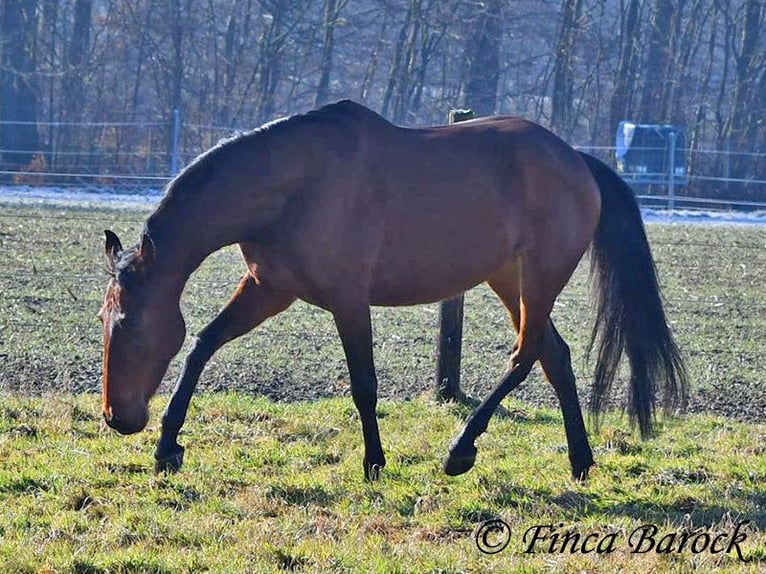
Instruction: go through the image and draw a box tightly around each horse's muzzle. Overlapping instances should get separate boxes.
[103,407,149,435]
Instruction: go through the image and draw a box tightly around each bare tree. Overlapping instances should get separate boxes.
[58,0,92,169]
[315,0,349,107]
[609,0,642,134]
[459,0,501,117]
[550,0,584,137]
[637,0,678,122]
[0,0,40,168]
[725,0,764,150]
[722,0,765,188]
[381,0,416,119]
[61,0,91,123]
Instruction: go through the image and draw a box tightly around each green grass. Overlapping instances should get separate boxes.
[0,393,764,573]
[1,202,766,572]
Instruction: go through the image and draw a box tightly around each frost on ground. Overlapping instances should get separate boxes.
[2,185,766,226]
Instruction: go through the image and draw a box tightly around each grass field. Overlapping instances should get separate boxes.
[1,202,766,572]
[1,393,765,573]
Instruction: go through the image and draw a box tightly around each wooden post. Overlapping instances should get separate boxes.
[435,108,474,402]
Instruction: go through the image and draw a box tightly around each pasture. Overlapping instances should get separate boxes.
[1,202,765,572]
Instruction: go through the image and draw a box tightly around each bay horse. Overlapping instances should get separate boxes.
[98,100,687,481]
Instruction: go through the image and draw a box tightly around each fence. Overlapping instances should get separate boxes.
[1,116,766,210]
[0,112,233,188]
[580,145,766,211]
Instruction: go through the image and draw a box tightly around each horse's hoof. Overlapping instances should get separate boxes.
[442,447,477,476]
[572,460,594,482]
[154,446,185,474]
[364,462,385,482]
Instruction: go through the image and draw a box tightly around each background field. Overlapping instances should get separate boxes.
[1,202,765,572]
[1,203,766,418]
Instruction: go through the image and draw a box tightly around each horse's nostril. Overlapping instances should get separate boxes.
[103,410,121,426]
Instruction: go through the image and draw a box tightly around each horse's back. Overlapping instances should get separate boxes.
[244,102,601,308]
[355,115,600,304]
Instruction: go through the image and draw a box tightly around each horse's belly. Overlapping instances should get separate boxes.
[369,273,488,306]
[369,230,512,306]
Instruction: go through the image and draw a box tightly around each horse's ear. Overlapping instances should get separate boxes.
[138,232,155,265]
[104,230,122,270]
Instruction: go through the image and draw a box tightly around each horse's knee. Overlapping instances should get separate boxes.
[350,378,378,412]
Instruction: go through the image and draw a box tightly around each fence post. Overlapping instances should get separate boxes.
[434,108,474,402]
[170,108,181,176]
[668,130,676,211]
[724,138,731,192]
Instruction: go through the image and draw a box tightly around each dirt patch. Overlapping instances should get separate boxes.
[2,349,765,425]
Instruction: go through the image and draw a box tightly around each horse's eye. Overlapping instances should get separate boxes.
[118,312,136,331]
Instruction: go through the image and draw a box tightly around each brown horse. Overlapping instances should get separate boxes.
[98,100,687,481]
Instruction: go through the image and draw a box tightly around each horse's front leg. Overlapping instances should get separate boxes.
[154,274,295,472]
[154,336,214,472]
[332,303,385,481]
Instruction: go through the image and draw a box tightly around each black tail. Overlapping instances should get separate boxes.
[579,151,687,436]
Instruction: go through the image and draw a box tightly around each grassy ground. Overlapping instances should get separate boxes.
[1,202,766,572]
[0,393,764,573]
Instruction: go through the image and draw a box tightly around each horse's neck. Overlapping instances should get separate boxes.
[144,200,243,280]
[144,178,293,284]
[144,120,317,285]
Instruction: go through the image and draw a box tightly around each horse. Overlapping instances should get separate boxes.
[98,100,687,481]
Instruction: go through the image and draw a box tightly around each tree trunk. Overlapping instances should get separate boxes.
[459,0,500,117]
[0,0,40,169]
[359,15,389,105]
[754,53,766,183]
[392,0,423,123]
[637,0,677,122]
[167,0,187,164]
[550,0,584,137]
[315,0,346,107]
[381,2,414,119]
[60,0,92,171]
[689,16,717,177]
[256,4,287,122]
[725,0,764,190]
[609,0,642,133]
[726,0,763,149]
[61,0,91,120]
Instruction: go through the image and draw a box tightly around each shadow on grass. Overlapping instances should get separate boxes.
[266,484,337,507]
[427,390,561,424]
[550,488,766,532]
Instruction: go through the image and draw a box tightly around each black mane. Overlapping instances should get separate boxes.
[160,100,382,201]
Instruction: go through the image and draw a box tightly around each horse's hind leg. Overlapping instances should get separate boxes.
[154,273,295,473]
[443,263,555,476]
[442,353,534,476]
[540,321,594,480]
[443,250,593,478]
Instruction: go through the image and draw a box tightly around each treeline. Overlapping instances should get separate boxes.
[1,0,765,195]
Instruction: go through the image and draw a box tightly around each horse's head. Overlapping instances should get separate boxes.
[98,230,186,435]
